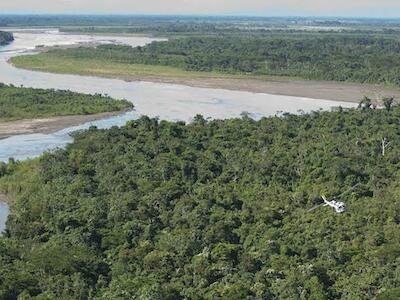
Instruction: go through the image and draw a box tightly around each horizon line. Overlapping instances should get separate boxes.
[1,13,400,20]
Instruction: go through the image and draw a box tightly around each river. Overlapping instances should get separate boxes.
[0,29,357,232]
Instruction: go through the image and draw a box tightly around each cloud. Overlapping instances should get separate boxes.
[1,0,399,17]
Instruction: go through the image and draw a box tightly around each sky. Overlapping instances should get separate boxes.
[1,0,400,17]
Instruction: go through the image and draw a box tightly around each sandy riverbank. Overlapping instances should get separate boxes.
[0,193,9,203]
[0,110,128,139]
[121,75,400,103]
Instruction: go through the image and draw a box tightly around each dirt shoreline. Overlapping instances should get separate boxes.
[15,62,400,103]
[0,193,10,204]
[121,75,400,103]
[0,110,129,140]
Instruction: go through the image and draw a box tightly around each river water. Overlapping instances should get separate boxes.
[0,202,9,233]
[0,29,357,232]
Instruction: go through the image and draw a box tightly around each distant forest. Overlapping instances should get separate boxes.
[0,31,13,46]
[2,14,399,28]
[1,102,400,299]
[47,34,400,86]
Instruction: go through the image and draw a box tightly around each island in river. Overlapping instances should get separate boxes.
[0,84,133,139]
[10,33,400,103]
[0,31,13,46]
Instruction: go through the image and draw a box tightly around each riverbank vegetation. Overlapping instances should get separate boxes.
[12,34,400,87]
[0,31,13,45]
[0,84,133,122]
[1,102,400,299]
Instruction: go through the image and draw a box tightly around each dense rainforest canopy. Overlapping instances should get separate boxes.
[0,31,13,46]
[0,101,400,299]
[36,34,400,87]
[0,84,132,121]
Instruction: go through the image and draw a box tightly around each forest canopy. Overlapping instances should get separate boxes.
[0,102,400,299]
[23,34,400,87]
[0,84,133,121]
[0,31,13,45]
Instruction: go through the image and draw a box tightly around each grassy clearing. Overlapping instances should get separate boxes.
[10,52,288,82]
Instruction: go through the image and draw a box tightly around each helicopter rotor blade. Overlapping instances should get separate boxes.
[308,204,322,212]
[331,183,361,200]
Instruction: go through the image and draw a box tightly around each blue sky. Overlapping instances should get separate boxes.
[1,0,399,17]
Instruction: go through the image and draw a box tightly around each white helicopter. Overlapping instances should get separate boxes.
[308,183,360,214]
